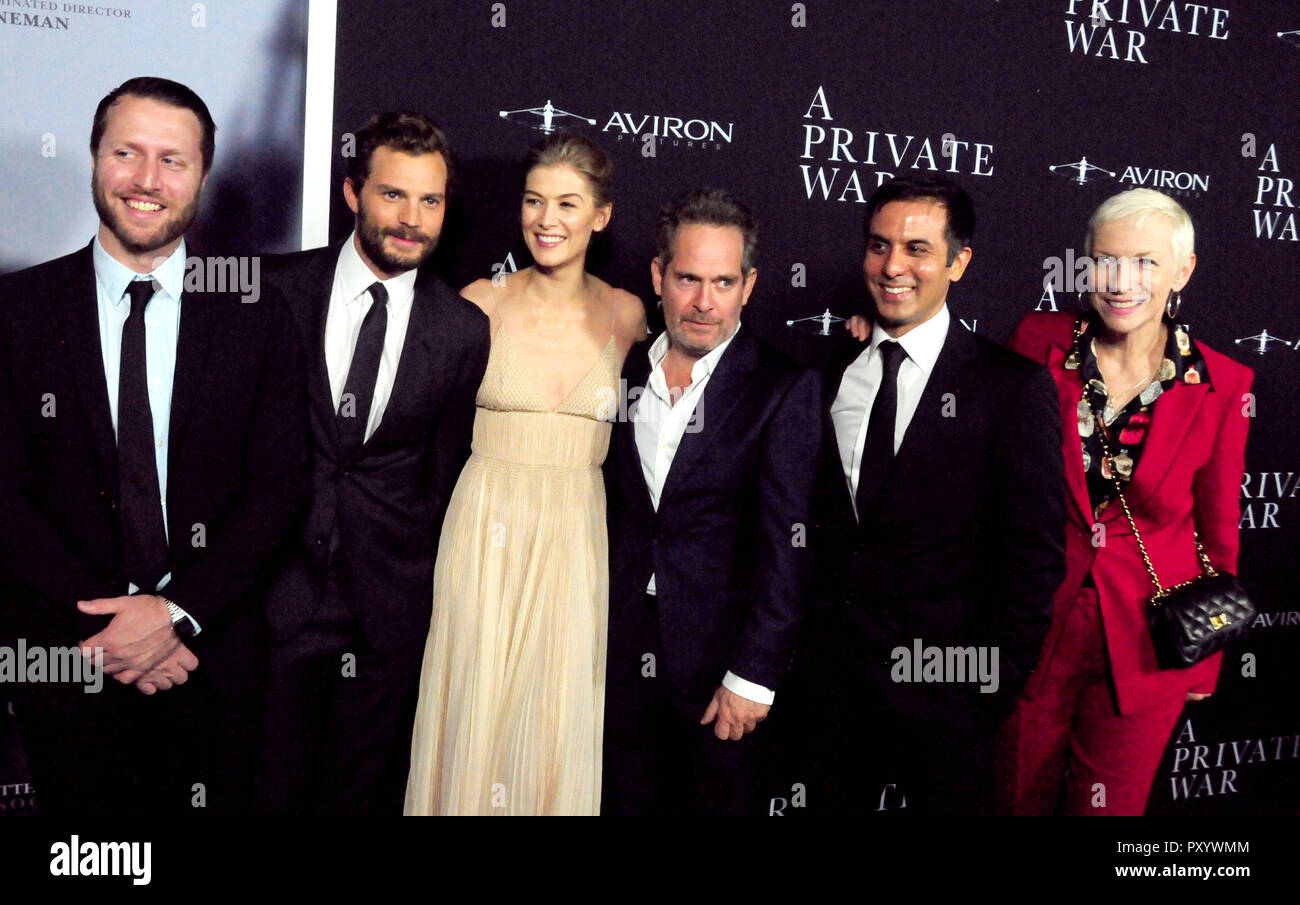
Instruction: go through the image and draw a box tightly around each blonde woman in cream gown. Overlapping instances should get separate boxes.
[405,133,644,815]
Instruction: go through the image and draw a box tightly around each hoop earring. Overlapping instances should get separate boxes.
[1165,290,1182,321]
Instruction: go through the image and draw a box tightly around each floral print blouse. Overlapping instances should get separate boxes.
[1065,315,1210,519]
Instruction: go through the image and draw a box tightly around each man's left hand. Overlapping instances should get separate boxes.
[77,594,179,685]
[701,685,770,741]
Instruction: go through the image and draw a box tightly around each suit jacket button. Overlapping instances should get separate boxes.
[316,536,326,546]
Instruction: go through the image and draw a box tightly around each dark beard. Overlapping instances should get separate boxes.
[92,175,199,256]
[355,196,438,276]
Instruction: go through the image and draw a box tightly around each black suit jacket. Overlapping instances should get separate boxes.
[0,242,308,690]
[260,243,489,652]
[607,328,822,703]
[810,320,1066,729]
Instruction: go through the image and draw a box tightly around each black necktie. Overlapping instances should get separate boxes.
[855,340,906,518]
[337,281,388,454]
[118,279,168,591]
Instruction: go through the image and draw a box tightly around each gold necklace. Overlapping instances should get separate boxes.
[1106,365,1158,406]
[1094,329,1165,407]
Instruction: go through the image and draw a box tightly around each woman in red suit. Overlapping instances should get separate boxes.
[997,188,1254,815]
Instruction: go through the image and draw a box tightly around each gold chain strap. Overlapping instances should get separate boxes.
[1076,316,1217,605]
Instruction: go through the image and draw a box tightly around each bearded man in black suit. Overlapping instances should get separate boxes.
[255,112,489,815]
[0,77,307,816]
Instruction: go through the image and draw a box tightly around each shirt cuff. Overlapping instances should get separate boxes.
[722,670,774,705]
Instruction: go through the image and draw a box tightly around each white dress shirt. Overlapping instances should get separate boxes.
[632,326,773,706]
[92,236,195,631]
[831,304,951,520]
[324,233,419,442]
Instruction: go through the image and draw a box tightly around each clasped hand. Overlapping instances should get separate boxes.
[77,594,198,695]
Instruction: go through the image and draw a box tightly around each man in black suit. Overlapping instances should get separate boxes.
[603,189,821,815]
[256,112,489,815]
[0,77,307,816]
[801,175,1065,814]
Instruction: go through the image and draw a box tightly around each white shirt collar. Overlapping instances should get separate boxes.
[337,231,418,311]
[647,323,741,384]
[867,304,949,377]
[93,235,187,306]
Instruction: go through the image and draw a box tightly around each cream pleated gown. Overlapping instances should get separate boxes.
[404,325,618,815]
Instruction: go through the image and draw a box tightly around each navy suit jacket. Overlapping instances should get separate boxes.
[606,327,822,703]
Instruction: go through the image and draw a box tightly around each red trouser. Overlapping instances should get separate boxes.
[996,587,1186,816]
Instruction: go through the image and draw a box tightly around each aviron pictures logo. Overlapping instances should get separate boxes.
[602,111,733,150]
[1049,156,1116,185]
[499,100,597,134]
[1049,154,1210,197]
[786,310,847,336]
[1235,331,1298,355]
[498,98,734,150]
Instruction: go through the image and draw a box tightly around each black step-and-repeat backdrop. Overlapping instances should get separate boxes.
[0,0,310,816]
[329,0,1298,815]
[2,0,1296,815]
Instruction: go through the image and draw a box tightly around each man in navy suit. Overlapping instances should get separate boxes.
[603,189,821,815]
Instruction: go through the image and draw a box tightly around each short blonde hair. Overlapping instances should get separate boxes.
[1085,188,1194,268]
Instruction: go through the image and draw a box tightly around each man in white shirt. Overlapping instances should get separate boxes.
[0,77,307,816]
[603,189,821,815]
[256,112,490,814]
[800,175,1065,815]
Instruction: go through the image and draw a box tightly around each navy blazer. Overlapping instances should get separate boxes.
[606,327,822,702]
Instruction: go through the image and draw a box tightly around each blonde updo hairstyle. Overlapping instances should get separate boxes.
[524,130,613,209]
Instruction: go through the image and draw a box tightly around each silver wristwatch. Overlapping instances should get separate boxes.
[164,598,195,639]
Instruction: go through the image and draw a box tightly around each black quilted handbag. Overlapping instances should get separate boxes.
[1091,400,1256,669]
[1145,568,1255,669]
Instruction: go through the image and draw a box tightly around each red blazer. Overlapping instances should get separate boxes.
[1008,312,1253,715]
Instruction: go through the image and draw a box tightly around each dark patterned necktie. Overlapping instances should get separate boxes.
[855,339,906,518]
[118,279,168,591]
[336,281,388,454]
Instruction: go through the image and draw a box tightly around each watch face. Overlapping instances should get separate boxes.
[165,601,192,637]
